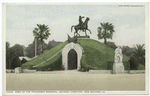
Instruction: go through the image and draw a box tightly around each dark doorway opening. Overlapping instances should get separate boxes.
[68,49,77,70]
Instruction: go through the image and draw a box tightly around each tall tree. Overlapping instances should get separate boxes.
[47,40,62,50]
[106,41,117,50]
[6,42,16,69]
[11,44,25,57]
[97,22,115,44]
[122,46,134,57]
[133,44,145,65]
[11,56,22,69]
[25,44,34,58]
[33,24,50,54]
[21,58,28,64]
[25,39,48,58]
[129,56,139,70]
[6,42,11,69]
[6,42,26,69]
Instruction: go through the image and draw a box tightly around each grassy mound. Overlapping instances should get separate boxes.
[21,39,145,70]
[78,39,130,70]
[21,41,67,71]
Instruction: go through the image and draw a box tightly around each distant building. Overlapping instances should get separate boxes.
[19,56,32,61]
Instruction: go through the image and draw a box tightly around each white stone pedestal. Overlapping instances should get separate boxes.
[113,63,124,74]
[15,67,22,74]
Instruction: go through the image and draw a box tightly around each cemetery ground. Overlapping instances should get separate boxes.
[6,73,145,91]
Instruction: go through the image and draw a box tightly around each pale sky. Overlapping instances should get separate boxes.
[6,4,145,47]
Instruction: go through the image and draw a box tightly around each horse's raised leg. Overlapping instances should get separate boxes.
[77,31,80,36]
[74,30,79,36]
[85,29,87,36]
[87,29,92,34]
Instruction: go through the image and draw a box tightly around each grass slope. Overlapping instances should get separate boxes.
[21,39,145,70]
[21,41,67,70]
[78,39,130,70]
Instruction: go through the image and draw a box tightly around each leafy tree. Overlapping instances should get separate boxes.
[33,24,50,54]
[122,46,134,57]
[106,42,117,50]
[25,39,48,58]
[97,22,115,44]
[129,56,139,70]
[11,56,22,69]
[6,42,10,49]
[6,42,16,69]
[21,58,28,64]
[6,42,10,69]
[25,44,34,58]
[47,40,62,50]
[11,44,25,57]
[6,42,26,69]
[133,44,145,65]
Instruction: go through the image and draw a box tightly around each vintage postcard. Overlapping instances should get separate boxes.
[2,2,149,95]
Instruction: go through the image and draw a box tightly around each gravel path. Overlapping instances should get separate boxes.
[6,73,145,91]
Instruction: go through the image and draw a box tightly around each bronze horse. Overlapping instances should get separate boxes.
[71,17,92,36]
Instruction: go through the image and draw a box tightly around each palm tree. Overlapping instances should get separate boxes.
[97,22,115,44]
[133,44,145,65]
[33,24,50,54]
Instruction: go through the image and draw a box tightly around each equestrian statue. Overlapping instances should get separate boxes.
[71,16,92,36]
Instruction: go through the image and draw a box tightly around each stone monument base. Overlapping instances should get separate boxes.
[77,35,90,38]
[113,63,124,74]
[15,67,22,74]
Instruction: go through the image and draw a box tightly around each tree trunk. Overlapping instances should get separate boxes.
[104,29,107,44]
[35,37,37,56]
[40,40,43,54]
[104,37,106,44]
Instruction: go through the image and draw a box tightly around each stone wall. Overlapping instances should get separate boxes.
[129,70,145,74]
[89,70,145,74]
[22,69,37,73]
[89,70,112,74]
[6,69,15,73]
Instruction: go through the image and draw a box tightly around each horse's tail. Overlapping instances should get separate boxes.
[71,26,74,32]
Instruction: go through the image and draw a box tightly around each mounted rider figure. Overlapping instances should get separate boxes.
[78,15,84,27]
[71,15,91,36]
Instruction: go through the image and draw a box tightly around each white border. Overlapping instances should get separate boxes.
[2,3,6,96]
[2,2,149,95]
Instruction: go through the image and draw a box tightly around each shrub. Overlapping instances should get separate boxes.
[137,64,145,70]
[59,65,65,70]
[11,57,22,69]
[129,56,139,70]
[21,58,28,64]
[107,61,113,70]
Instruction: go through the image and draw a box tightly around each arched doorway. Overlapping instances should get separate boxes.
[62,42,84,70]
[68,49,77,70]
